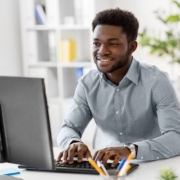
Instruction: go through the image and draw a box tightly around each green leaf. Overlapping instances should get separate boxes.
[157,15,167,24]
[159,169,177,180]
[165,15,180,22]
[173,0,180,9]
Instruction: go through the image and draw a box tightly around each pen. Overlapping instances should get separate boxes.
[117,158,126,171]
[116,158,126,177]
[125,164,131,174]
[97,160,110,178]
[88,158,106,176]
[118,153,134,177]
[127,153,134,161]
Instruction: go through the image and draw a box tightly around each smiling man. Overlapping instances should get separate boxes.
[57,8,180,167]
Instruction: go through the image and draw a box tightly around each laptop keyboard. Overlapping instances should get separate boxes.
[56,161,94,168]
[55,161,139,175]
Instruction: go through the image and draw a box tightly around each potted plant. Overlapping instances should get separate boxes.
[159,169,178,180]
[138,0,180,64]
[138,0,180,94]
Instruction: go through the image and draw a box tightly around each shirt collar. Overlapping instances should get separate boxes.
[99,57,139,85]
[125,57,139,85]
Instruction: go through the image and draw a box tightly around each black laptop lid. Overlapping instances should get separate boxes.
[0,76,54,170]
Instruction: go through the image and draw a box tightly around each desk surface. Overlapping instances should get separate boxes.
[1,155,180,180]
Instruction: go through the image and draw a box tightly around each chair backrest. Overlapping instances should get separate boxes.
[92,124,124,149]
[92,126,105,149]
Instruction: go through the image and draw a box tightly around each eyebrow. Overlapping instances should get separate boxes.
[93,38,120,41]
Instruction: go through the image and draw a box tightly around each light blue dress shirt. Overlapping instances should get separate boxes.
[57,58,180,161]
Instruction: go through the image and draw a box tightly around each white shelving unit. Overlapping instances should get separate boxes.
[19,0,113,146]
[18,0,96,145]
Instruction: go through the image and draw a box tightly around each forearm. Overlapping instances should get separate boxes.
[134,131,180,161]
[57,123,82,150]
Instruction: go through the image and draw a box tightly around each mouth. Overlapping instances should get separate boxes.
[96,57,114,65]
[96,57,114,62]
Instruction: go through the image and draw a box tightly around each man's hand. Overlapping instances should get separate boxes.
[56,142,92,164]
[93,147,130,167]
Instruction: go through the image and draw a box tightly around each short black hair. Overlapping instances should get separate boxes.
[92,8,139,43]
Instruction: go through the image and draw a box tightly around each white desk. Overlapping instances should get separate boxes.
[1,155,180,180]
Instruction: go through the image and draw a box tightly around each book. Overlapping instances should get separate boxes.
[34,4,46,25]
[48,31,56,62]
[45,0,59,25]
[60,39,76,62]
[75,67,83,84]
[0,168,20,176]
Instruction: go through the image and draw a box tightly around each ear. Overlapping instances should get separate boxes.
[129,40,138,54]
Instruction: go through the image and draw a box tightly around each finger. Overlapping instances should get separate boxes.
[68,145,77,164]
[94,150,105,162]
[56,151,63,162]
[85,149,92,159]
[111,156,121,168]
[101,151,113,167]
[62,150,69,164]
[77,145,84,163]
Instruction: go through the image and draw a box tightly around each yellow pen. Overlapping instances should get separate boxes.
[127,153,134,161]
[125,164,131,173]
[118,153,134,177]
[117,164,131,177]
[88,158,106,176]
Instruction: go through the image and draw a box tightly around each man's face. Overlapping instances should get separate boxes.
[93,25,132,73]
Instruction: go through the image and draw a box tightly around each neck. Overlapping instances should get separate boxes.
[106,57,132,85]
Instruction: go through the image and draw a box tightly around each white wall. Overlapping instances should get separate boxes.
[0,0,22,76]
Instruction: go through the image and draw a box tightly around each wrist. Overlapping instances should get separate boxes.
[70,140,81,145]
[124,143,137,158]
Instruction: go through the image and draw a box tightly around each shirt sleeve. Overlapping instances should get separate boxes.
[134,72,180,160]
[57,79,92,150]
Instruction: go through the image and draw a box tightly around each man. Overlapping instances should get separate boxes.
[57,8,180,167]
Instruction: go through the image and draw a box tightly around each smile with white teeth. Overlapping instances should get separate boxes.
[101,59,110,61]
[97,58,113,61]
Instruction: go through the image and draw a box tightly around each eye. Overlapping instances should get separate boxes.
[110,43,119,46]
[93,42,100,46]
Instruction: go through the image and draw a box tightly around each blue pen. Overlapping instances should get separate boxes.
[117,158,126,171]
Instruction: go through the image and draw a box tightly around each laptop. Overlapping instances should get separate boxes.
[0,76,139,175]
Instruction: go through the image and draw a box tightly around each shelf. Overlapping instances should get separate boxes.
[59,25,91,30]
[29,62,58,68]
[26,26,58,31]
[26,25,91,31]
[28,61,93,68]
[60,61,92,68]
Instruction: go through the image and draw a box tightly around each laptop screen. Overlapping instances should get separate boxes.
[0,76,55,170]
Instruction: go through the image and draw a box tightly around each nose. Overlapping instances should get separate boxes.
[97,44,110,55]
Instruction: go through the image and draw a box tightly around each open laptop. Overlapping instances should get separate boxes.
[0,76,139,175]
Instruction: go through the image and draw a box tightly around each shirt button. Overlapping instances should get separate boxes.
[157,157,159,160]
[116,89,119,91]
[116,111,119,114]
[119,132,123,135]
[141,156,143,159]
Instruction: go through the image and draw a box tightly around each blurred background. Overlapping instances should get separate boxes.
[1,0,180,147]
